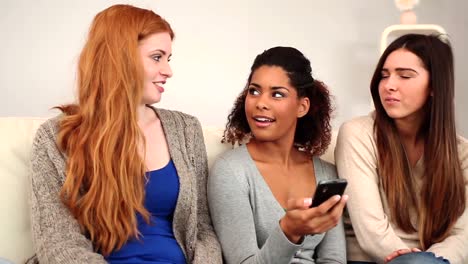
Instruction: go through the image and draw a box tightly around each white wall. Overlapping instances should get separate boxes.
[1,0,467,136]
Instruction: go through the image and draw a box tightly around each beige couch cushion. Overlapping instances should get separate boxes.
[0,117,335,263]
[0,119,233,263]
[0,117,46,263]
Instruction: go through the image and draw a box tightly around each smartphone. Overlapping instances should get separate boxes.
[310,179,348,208]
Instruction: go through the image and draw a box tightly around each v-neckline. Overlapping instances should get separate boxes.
[241,145,320,213]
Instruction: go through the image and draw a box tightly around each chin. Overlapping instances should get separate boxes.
[142,96,161,105]
[251,131,277,142]
[385,111,405,120]
[382,108,399,118]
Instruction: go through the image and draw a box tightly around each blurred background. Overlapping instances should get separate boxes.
[1,0,466,136]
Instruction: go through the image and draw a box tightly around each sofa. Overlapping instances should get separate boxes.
[0,117,336,263]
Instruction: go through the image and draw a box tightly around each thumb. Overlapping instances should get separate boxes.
[286,197,312,211]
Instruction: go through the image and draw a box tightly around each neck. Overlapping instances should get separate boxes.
[395,117,423,146]
[137,104,157,127]
[247,137,301,167]
[394,117,426,166]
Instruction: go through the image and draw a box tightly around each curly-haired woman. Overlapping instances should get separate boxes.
[208,46,347,264]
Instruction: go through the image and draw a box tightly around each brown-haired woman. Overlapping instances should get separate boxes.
[208,46,347,263]
[28,4,221,263]
[335,34,468,264]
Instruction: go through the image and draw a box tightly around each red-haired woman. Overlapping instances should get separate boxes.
[336,34,468,264]
[29,4,221,264]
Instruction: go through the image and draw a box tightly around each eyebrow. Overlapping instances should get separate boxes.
[249,83,290,91]
[382,68,418,74]
[149,49,172,57]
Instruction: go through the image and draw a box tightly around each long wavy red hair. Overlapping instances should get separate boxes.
[55,4,174,255]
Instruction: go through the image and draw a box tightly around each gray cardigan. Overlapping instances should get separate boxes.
[29,107,222,263]
[208,145,346,264]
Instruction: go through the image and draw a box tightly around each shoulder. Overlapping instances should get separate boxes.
[336,114,376,152]
[212,146,249,170]
[314,157,338,181]
[155,107,200,127]
[209,146,252,189]
[210,146,251,180]
[338,114,374,137]
[154,108,204,141]
[33,115,63,148]
[456,135,468,175]
[456,135,468,151]
[31,115,66,171]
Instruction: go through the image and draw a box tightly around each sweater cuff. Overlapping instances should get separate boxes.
[270,222,304,250]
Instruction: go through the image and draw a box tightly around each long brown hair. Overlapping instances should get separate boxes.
[56,4,174,255]
[371,34,465,249]
[223,47,333,156]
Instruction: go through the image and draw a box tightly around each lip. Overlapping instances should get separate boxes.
[384,97,400,102]
[251,115,275,128]
[153,81,166,93]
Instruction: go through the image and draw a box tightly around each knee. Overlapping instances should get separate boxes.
[388,252,449,264]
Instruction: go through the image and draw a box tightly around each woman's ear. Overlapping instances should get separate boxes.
[297,97,310,118]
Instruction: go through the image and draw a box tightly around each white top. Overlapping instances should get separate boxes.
[335,115,468,264]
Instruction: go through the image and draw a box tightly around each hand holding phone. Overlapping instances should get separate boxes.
[310,179,347,208]
[280,178,348,240]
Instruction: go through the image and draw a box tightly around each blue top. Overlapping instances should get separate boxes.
[106,160,186,264]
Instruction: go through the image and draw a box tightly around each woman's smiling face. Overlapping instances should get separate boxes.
[245,65,309,143]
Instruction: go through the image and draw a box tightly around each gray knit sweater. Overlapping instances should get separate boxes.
[208,145,346,264]
[29,107,222,264]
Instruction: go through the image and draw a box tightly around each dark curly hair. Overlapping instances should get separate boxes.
[223,46,333,156]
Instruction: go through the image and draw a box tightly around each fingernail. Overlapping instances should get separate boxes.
[342,195,349,201]
[334,195,341,201]
[304,198,312,206]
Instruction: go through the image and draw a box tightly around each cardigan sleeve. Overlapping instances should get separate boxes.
[29,121,107,264]
[315,220,346,264]
[425,137,468,264]
[334,118,407,263]
[191,117,223,264]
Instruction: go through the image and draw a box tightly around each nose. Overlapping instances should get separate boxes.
[382,75,397,92]
[160,61,173,78]
[255,94,269,110]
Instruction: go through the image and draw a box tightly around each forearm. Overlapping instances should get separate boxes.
[193,119,222,263]
[222,223,302,264]
[31,183,107,264]
[426,210,468,264]
[30,125,107,264]
[35,244,107,264]
[247,224,302,264]
[193,229,223,264]
[315,219,346,264]
[335,121,408,262]
[428,143,468,264]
